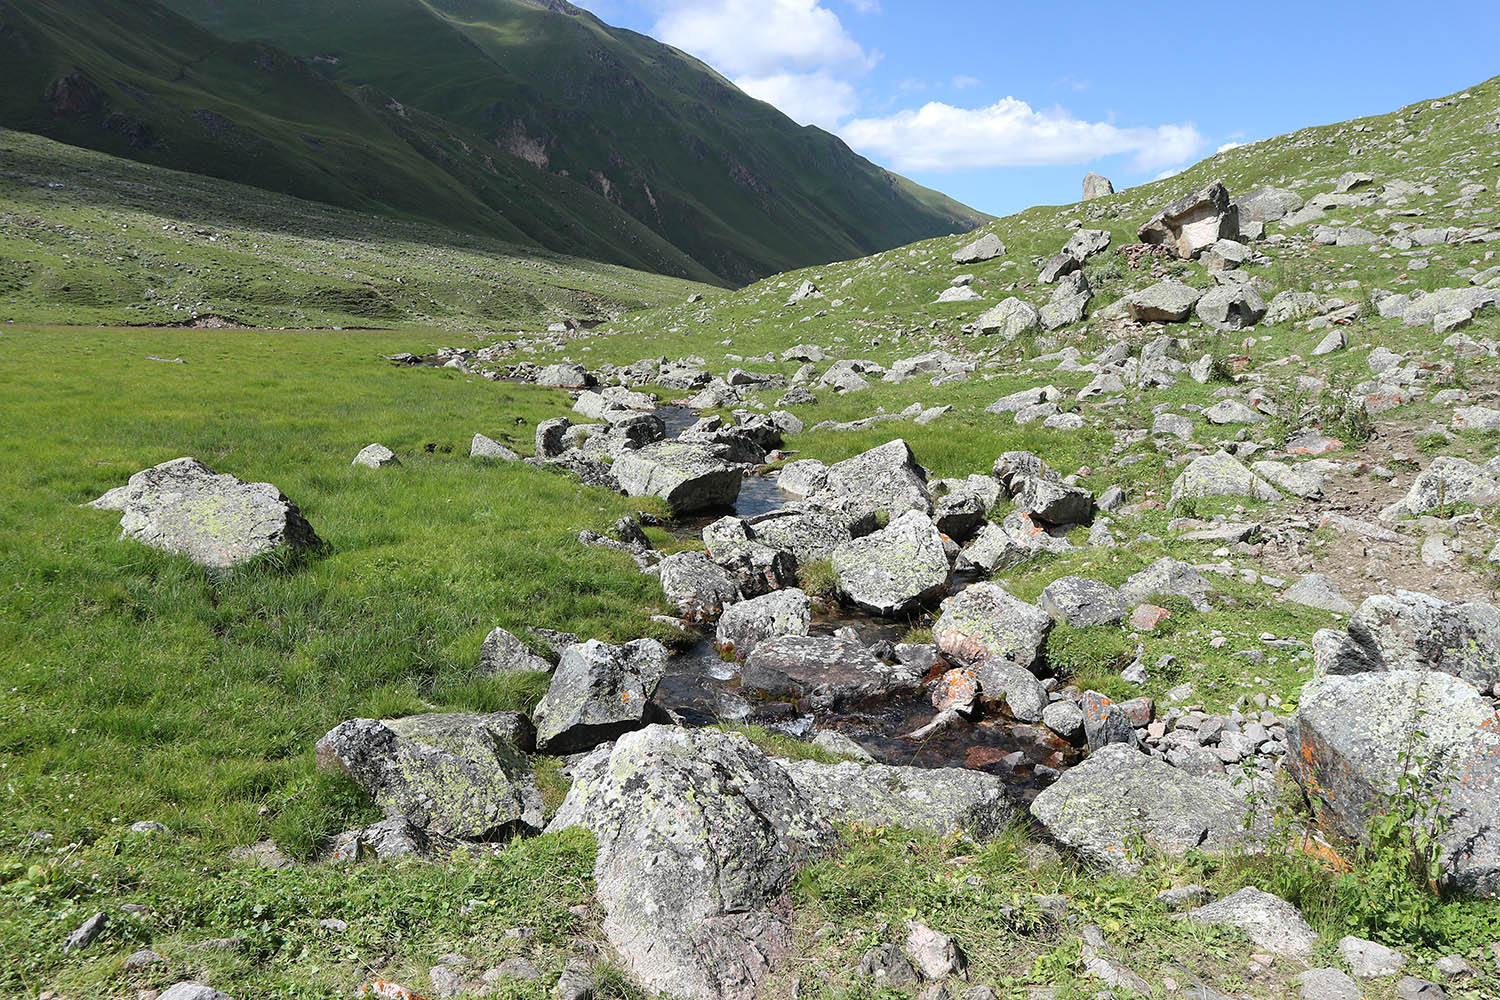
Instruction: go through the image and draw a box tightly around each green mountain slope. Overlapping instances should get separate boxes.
[0,0,723,282]
[155,0,990,282]
[0,127,716,329]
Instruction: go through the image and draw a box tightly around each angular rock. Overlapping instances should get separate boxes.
[933,583,1052,671]
[744,509,851,564]
[1337,935,1406,978]
[1315,590,1500,688]
[1119,557,1213,612]
[658,551,743,620]
[88,458,320,571]
[952,233,1005,265]
[1235,185,1305,223]
[471,433,520,461]
[832,510,951,615]
[316,713,541,840]
[1126,280,1203,323]
[613,442,743,514]
[1138,181,1240,258]
[1037,576,1127,626]
[1082,172,1114,200]
[547,727,838,1000]
[806,439,931,533]
[777,758,1017,841]
[479,626,554,674]
[974,297,1040,339]
[1196,284,1266,330]
[1031,744,1253,870]
[1186,887,1317,958]
[1170,452,1280,502]
[741,635,923,711]
[975,656,1048,722]
[716,589,812,657]
[160,987,235,1000]
[1282,574,1355,615]
[1382,456,1500,519]
[532,639,668,754]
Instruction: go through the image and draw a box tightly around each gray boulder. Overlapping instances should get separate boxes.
[953,233,1006,264]
[1138,181,1240,258]
[1196,285,1267,330]
[88,458,319,571]
[1170,452,1280,502]
[974,297,1041,339]
[744,509,851,564]
[1038,577,1127,626]
[1282,574,1356,615]
[1030,744,1254,871]
[547,726,838,1000]
[933,583,1052,671]
[976,656,1048,722]
[1287,670,1500,898]
[536,363,594,388]
[315,712,541,841]
[1040,272,1092,330]
[1186,887,1317,958]
[1014,477,1094,526]
[1119,557,1213,611]
[658,551,743,620]
[471,433,520,461]
[806,439,931,533]
[532,639,668,754]
[1381,456,1500,519]
[352,443,399,468]
[1314,590,1500,688]
[535,417,571,458]
[832,510,951,615]
[1082,172,1114,200]
[478,626,554,673]
[740,635,923,711]
[1300,968,1361,1000]
[612,442,742,513]
[776,758,1017,841]
[1126,280,1203,323]
[1265,290,1323,325]
[1235,185,1305,223]
[716,589,812,657]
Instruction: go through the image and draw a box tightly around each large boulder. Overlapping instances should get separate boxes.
[716,589,812,657]
[1013,476,1094,526]
[1082,172,1114,200]
[1138,181,1240,258]
[547,727,839,1000]
[933,583,1052,672]
[1380,456,1500,520]
[658,551,743,620]
[1030,744,1255,871]
[974,297,1041,339]
[831,510,951,615]
[88,458,320,570]
[532,639,668,753]
[1196,284,1267,330]
[1313,590,1500,689]
[612,442,742,513]
[776,759,1017,840]
[1287,670,1500,899]
[1118,557,1213,612]
[1171,452,1280,502]
[740,635,924,711]
[1234,185,1305,223]
[952,233,1005,264]
[805,439,931,533]
[743,509,851,564]
[315,712,541,842]
[1186,888,1317,959]
[1040,271,1092,329]
[1038,576,1127,626]
[1125,280,1203,323]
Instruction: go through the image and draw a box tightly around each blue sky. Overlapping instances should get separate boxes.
[574,0,1500,216]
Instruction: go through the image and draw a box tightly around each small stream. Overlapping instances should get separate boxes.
[651,405,1077,803]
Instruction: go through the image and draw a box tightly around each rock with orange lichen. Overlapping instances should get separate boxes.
[1287,670,1500,899]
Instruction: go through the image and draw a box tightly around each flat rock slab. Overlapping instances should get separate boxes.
[89,457,320,570]
[1030,744,1253,871]
[547,726,838,1000]
[741,634,924,711]
[777,758,1017,841]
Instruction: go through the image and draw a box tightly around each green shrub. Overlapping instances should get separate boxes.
[798,558,840,600]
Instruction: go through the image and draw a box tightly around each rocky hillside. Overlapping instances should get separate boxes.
[0,0,987,285]
[7,71,1500,1000]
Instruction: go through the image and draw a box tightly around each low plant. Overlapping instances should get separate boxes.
[1317,376,1375,446]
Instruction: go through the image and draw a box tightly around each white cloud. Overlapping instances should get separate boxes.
[650,0,875,79]
[1216,140,1244,153]
[951,75,980,90]
[736,71,859,129]
[839,97,1204,173]
[1154,166,1185,181]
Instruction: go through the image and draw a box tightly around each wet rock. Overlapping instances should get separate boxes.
[716,589,812,657]
[315,712,541,840]
[933,583,1052,672]
[777,758,1017,841]
[1037,576,1127,627]
[479,627,554,674]
[658,551,743,620]
[1314,590,1500,688]
[1186,887,1317,958]
[1287,670,1500,898]
[1119,557,1213,612]
[1138,181,1240,258]
[87,458,319,571]
[832,510,951,615]
[532,639,669,754]
[1126,280,1203,323]
[1170,452,1280,502]
[547,726,838,1000]
[1031,744,1253,871]
[741,635,923,711]
[612,442,742,513]
[975,657,1048,722]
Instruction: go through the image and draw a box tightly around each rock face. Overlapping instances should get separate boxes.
[740,635,923,711]
[1138,181,1240,258]
[547,726,839,1000]
[806,439,931,532]
[776,759,1017,841]
[831,510,951,615]
[315,712,542,841]
[612,442,742,513]
[1313,590,1500,688]
[1082,172,1115,201]
[88,458,320,571]
[532,639,668,753]
[716,589,812,656]
[1030,744,1254,871]
[933,583,1052,672]
[1287,670,1500,898]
